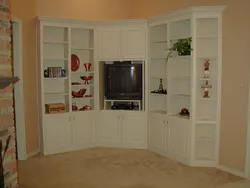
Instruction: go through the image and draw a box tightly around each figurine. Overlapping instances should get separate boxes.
[61,69,66,77]
[203,89,209,98]
[204,59,210,78]
[44,68,49,78]
[201,80,212,98]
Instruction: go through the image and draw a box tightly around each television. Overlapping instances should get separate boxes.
[104,62,142,100]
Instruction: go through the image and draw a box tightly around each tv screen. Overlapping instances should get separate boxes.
[104,63,142,100]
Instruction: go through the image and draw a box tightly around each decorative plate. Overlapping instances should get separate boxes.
[71,54,80,72]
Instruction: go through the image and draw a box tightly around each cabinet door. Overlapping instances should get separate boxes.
[168,116,189,162]
[98,111,121,146]
[72,111,95,149]
[121,28,146,59]
[98,29,120,60]
[149,113,166,153]
[43,113,72,155]
[121,112,146,149]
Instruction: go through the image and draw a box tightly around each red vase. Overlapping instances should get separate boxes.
[84,63,92,72]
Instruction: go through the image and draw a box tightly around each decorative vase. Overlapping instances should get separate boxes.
[84,63,92,72]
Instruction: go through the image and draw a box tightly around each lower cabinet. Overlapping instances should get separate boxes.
[149,113,167,155]
[168,116,190,164]
[43,113,72,155]
[98,111,121,146]
[121,111,147,148]
[98,110,147,149]
[42,111,96,155]
[148,113,190,165]
[72,111,95,149]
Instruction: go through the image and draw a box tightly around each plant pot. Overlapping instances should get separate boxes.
[178,50,191,56]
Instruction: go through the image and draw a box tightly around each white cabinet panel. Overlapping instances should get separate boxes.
[98,29,120,60]
[121,28,146,59]
[43,113,72,154]
[149,113,166,153]
[73,111,95,149]
[99,111,121,146]
[168,116,189,161]
[121,112,146,148]
[98,26,146,60]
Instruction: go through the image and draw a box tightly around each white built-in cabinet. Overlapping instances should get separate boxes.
[37,6,224,168]
[98,22,146,60]
[148,6,224,167]
[98,111,147,149]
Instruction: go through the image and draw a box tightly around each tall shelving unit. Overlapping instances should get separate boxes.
[148,6,224,167]
[193,17,221,164]
[37,18,96,155]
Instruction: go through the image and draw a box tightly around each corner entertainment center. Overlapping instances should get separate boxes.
[37,6,224,167]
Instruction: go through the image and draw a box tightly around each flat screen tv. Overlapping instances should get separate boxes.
[104,62,142,100]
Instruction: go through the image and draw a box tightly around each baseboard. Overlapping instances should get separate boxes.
[27,148,41,158]
[217,165,247,178]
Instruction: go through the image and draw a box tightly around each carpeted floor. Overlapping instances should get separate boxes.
[18,147,246,188]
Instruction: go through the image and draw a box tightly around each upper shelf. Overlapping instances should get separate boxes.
[0,76,19,89]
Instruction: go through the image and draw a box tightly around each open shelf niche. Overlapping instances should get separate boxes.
[167,19,192,119]
[41,25,95,114]
[99,60,145,111]
[42,26,70,114]
[70,28,95,112]
[149,23,168,114]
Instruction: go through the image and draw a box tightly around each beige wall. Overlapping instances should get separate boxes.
[10,0,39,154]
[37,0,131,20]
[130,0,250,171]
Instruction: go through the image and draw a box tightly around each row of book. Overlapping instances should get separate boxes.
[44,67,66,78]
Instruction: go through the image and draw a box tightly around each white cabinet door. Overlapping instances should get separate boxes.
[98,111,121,146]
[121,111,146,149]
[98,29,120,60]
[43,113,72,155]
[149,113,166,154]
[168,116,189,163]
[121,28,146,59]
[72,111,95,149]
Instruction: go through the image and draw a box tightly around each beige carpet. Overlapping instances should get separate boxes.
[18,147,245,188]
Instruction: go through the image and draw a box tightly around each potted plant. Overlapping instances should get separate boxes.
[166,37,192,62]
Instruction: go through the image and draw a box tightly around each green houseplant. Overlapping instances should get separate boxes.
[166,37,192,62]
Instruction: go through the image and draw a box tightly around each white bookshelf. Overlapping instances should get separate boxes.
[38,18,96,155]
[148,6,224,167]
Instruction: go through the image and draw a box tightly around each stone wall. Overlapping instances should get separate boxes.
[0,0,18,187]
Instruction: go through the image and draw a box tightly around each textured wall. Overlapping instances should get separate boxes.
[0,0,18,187]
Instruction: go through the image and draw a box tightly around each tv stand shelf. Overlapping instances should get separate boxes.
[104,99,142,111]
